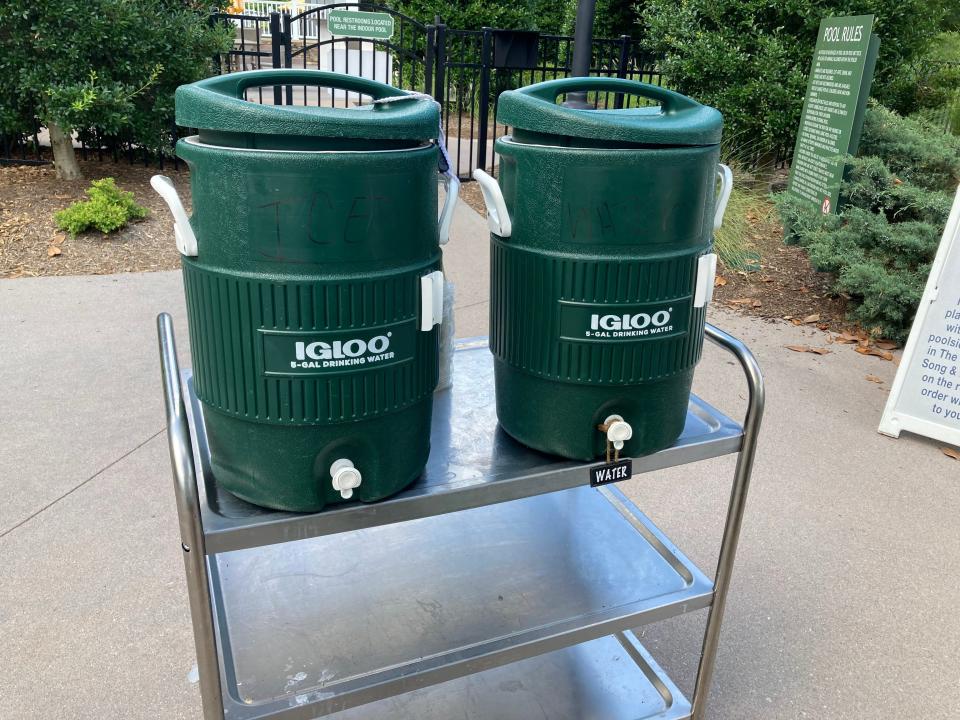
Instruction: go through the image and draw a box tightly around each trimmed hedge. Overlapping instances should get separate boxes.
[775,106,960,341]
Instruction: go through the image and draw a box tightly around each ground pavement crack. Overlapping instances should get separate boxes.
[0,427,166,539]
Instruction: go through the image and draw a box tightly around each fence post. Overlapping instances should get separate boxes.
[477,27,493,174]
[282,12,293,104]
[269,12,283,104]
[433,18,446,104]
[424,25,435,96]
[614,34,630,109]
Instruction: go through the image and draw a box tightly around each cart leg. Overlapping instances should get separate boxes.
[690,325,765,718]
[158,313,225,720]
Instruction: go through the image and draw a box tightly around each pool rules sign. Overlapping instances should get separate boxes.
[787,16,879,213]
[879,187,960,446]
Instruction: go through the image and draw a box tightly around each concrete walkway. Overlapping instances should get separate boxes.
[1,202,957,719]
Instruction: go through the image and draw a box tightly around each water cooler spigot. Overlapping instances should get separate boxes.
[330,459,362,500]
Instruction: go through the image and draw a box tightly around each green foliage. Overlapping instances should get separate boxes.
[54,178,148,235]
[387,0,558,31]
[643,0,944,155]
[0,0,232,152]
[775,107,957,340]
[857,105,960,190]
[884,33,960,119]
[713,187,771,269]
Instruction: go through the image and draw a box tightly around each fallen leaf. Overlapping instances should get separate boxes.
[714,276,727,287]
[51,232,66,246]
[760,276,774,283]
[874,340,898,350]
[834,332,859,344]
[817,323,830,331]
[729,297,757,306]
[865,374,883,383]
[803,313,820,324]
[855,346,893,361]
[790,318,803,326]
[752,299,762,308]
[47,246,62,257]
[785,344,831,355]
[941,447,960,460]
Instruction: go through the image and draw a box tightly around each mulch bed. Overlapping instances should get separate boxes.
[0,160,189,278]
[712,222,849,331]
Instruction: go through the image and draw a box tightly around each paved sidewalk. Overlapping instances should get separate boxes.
[2,202,957,719]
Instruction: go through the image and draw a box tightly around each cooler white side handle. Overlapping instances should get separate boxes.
[151,175,198,257]
[420,270,444,331]
[438,173,460,246]
[472,169,512,237]
[714,163,733,231]
[694,253,718,308]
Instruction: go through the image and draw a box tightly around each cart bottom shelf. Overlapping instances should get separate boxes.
[272,632,690,720]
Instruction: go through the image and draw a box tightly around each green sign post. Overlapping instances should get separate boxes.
[327,9,395,40]
[787,15,879,214]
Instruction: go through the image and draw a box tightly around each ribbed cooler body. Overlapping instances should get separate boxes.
[178,139,440,510]
[490,139,718,460]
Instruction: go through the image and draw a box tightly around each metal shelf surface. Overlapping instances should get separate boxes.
[187,340,744,554]
[247,632,689,720]
[210,485,709,718]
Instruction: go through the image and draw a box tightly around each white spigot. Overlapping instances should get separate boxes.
[603,414,633,451]
[330,459,362,500]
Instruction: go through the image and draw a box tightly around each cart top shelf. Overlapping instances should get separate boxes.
[183,340,743,554]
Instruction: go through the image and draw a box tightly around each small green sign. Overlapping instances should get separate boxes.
[787,15,879,214]
[327,10,395,40]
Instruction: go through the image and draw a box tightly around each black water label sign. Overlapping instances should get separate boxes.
[589,458,633,487]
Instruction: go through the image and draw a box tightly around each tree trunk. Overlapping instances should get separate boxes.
[48,121,82,180]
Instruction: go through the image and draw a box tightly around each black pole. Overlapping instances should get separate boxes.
[565,0,597,108]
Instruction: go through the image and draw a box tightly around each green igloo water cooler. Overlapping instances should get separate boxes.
[152,70,452,511]
[474,77,731,461]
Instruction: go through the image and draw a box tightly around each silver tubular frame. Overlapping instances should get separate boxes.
[158,313,764,720]
[691,323,766,718]
[158,313,224,720]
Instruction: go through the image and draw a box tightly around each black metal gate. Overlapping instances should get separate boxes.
[211,8,663,179]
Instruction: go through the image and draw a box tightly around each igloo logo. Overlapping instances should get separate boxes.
[590,309,672,332]
[295,334,391,361]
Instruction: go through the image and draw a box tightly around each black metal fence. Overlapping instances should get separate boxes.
[0,6,663,179]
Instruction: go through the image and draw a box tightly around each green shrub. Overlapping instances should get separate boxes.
[775,107,956,340]
[858,105,960,190]
[0,1,232,154]
[54,178,148,235]
[642,0,945,155]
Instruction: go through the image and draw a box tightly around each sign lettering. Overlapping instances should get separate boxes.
[787,15,879,213]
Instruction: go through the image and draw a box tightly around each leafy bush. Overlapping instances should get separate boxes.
[0,0,232,174]
[642,0,944,155]
[857,105,960,190]
[54,178,148,235]
[884,32,960,119]
[775,107,958,340]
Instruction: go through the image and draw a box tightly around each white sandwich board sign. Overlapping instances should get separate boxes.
[879,185,960,446]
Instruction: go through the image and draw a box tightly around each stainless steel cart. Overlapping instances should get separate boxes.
[157,313,763,720]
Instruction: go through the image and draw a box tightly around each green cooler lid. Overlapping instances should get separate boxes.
[497,77,722,146]
[176,69,439,144]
